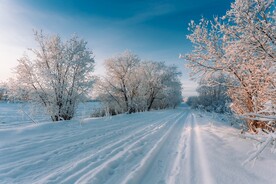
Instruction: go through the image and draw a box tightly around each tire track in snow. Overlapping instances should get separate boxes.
[183,113,215,184]
[72,112,185,184]
[34,112,182,184]
[166,111,191,184]
[192,113,215,184]
[121,111,188,184]
[0,110,177,183]
[0,113,161,179]
[1,111,160,153]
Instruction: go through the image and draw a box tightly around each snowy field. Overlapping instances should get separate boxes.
[1,104,276,184]
[0,102,100,129]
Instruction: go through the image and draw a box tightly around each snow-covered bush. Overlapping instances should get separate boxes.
[184,0,276,133]
[94,51,182,116]
[15,31,95,121]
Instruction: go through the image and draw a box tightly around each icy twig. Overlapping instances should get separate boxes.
[242,133,276,165]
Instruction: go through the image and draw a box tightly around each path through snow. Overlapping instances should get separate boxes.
[1,105,276,183]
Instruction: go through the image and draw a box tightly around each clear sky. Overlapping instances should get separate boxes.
[0,0,232,96]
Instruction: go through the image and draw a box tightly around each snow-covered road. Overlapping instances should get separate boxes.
[1,106,276,184]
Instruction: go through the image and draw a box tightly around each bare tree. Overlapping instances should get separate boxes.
[15,31,95,121]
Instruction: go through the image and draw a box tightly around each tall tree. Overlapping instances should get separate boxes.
[16,31,95,121]
[100,51,140,113]
[140,61,182,110]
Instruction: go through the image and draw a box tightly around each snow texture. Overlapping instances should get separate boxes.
[1,104,276,184]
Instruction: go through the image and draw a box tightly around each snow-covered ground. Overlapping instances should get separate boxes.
[0,102,99,129]
[1,104,276,184]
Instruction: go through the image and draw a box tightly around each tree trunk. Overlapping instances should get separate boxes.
[147,96,155,111]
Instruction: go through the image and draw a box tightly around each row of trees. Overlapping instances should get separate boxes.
[0,80,31,102]
[94,51,183,115]
[5,32,182,121]
[184,0,276,133]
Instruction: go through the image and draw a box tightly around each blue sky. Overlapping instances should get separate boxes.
[0,0,232,96]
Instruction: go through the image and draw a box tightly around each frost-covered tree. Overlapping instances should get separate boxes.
[139,61,182,110]
[15,31,95,121]
[95,51,140,114]
[95,51,182,116]
[184,0,276,133]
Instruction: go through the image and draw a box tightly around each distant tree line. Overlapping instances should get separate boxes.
[186,75,231,114]
[0,79,30,102]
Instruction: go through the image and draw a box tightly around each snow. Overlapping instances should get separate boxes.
[0,102,99,129]
[1,104,276,184]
